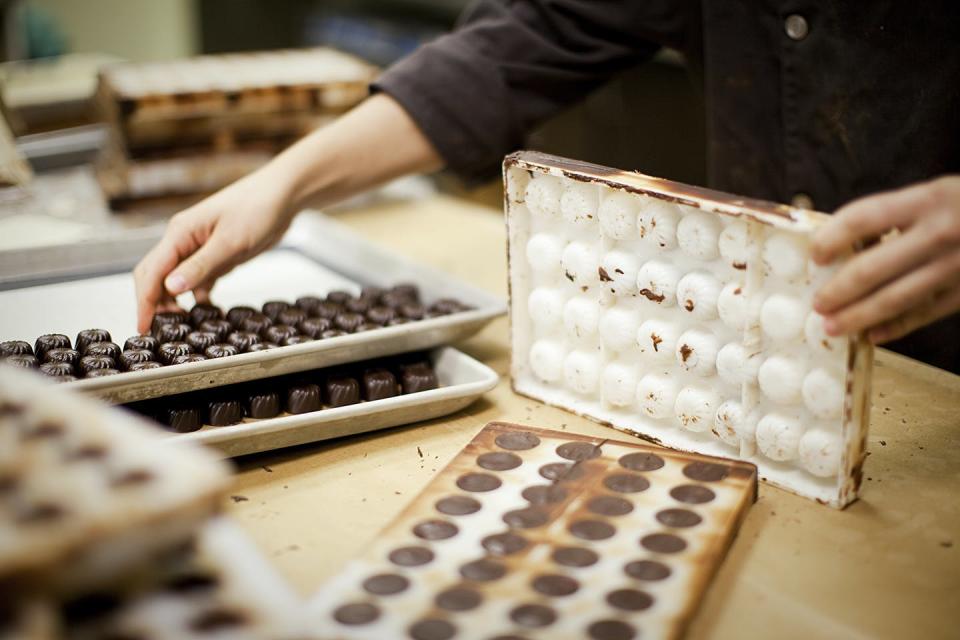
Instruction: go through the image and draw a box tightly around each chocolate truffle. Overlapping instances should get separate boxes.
[263,324,298,344]
[227,331,260,351]
[158,342,194,364]
[206,399,244,426]
[261,300,290,321]
[345,297,372,314]
[366,306,396,325]
[326,290,353,305]
[325,376,361,408]
[41,362,74,377]
[226,306,257,329]
[240,313,272,335]
[34,334,71,360]
[172,353,207,365]
[294,296,324,314]
[5,354,38,368]
[80,355,115,374]
[334,312,365,333]
[399,303,426,320]
[83,342,122,361]
[129,361,163,371]
[320,329,348,339]
[85,368,120,378]
[150,311,188,335]
[200,319,232,342]
[363,369,399,401]
[155,323,192,344]
[44,348,80,366]
[123,335,159,353]
[186,331,218,353]
[277,308,307,326]
[286,383,322,414]
[247,342,278,352]
[120,349,155,370]
[298,317,330,338]
[75,329,112,353]
[204,344,238,359]
[0,340,33,357]
[189,303,223,327]
[163,406,202,433]
[401,364,439,394]
[247,390,281,419]
[281,335,313,346]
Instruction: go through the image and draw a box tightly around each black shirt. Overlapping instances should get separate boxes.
[375,1,960,371]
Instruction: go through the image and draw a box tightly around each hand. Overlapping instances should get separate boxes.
[811,176,960,344]
[133,166,296,333]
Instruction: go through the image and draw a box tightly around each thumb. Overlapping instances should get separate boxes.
[164,235,234,296]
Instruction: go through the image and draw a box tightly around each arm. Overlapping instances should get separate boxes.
[811,176,960,343]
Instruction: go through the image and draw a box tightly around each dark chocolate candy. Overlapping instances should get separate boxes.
[298,317,331,338]
[247,390,281,419]
[158,342,194,364]
[172,353,207,365]
[683,461,730,482]
[277,308,307,326]
[354,323,380,333]
[186,331,218,353]
[401,364,439,394]
[281,335,313,346]
[199,319,232,342]
[204,344,239,359]
[366,306,396,325]
[164,406,202,433]
[129,361,163,371]
[334,312,364,333]
[325,376,360,407]
[75,329,111,353]
[155,322,192,344]
[247,342,278,352]
[345,297,371,314]
[240,313,272,335]
[286,383,322,414]
[123,335,159,352]
[34,334,71,360]
[263,324,298,344]
[435,587,482,611]
[430,298,467,315]
[460,558,506,581]
[362,369,398,401]
[207,399,245,426]
[312,301,342,320]
[150,311,188,335]
[386,317,411,326]
[399,303,426,320]
[670,484,716,504]
[85,368,120,378]
[83,342,122,361]
[619,452,665,472]
[363,573,409,596]
[261,300,290,321]
[325,290,353,305]
[44,348,80,366]
[120,349,155,370]
[360,285,387,301]
[226,305,257,329]
[227,331,260,351]
[1,340,33,357]
[294,296,323,314]
[39,361,74,377]
[189,303,223,327]
[79,355,115,374]
[320,329,348,339]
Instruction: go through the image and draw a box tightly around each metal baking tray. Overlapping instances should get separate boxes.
[0,213,506,404]
[169,346,499,458]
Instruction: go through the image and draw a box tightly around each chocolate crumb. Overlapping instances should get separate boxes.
[639,289,665,303]
[598,267,613,282]
[680,344,693,362]
[684,299,695,311]
[230,495,249,503]
[879,440,887,446]
[651,333,663,351]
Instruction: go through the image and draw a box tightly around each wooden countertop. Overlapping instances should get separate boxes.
[227,195,960,640]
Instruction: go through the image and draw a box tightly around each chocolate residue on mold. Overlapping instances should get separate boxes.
[651,334,663,351]
[565,271,575,282]
[684,299,695,312]
[639,289,665,303]
[733,262,747,270]
[680,344,693,362]
[598,267,613,282]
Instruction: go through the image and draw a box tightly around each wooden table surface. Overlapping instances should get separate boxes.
[227,195,960,639]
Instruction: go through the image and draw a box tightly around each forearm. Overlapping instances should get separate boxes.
[265,93,443,214]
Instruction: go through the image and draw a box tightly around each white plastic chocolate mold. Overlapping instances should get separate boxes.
[506,151,873,507]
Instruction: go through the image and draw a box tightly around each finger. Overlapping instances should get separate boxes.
[869,284,960,343]
[811,181,938,265]
[134,237,185,333]
[823,251,960,336]
[814,224,946,314]
[164,233,237,297]
[192,282,214,305]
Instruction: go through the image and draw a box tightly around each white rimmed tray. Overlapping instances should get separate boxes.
[0,213,506,404]
[168,346,499,458]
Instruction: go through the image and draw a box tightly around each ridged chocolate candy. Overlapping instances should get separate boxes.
[44,348,80,366]
[83,342,122,361]
[123,335,159,352]
[155,323,192,343]
[325,376,360,408]
[189,303,223,327]
[75,329,112,353]
[199,319,232,342]
[34,334,71,361]
[40,362,74,377]
[79,355,115,374]
[0,340,32,357]
[286,383,322,414]
[186,331,218,353]
[297,317,330,338]
[158,342,194,365]
[207,399,244,426]
[204,344,239,359]
[226,331,260,351]
[120,349,155,370]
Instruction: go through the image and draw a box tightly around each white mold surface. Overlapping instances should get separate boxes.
[506,151,873,508]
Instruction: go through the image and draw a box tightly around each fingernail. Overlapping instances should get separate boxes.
[165,273,187,294]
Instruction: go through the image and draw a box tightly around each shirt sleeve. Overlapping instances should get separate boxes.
[372,0,687,182]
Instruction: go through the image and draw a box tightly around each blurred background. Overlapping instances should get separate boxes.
[0,0,705,236]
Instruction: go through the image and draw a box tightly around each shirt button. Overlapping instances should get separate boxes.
[785,14,809,41]
[791,193,815,210]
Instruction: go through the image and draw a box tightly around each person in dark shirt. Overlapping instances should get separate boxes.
[133,1,960,372]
